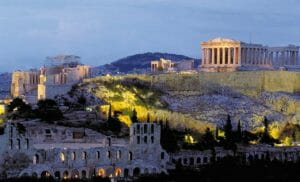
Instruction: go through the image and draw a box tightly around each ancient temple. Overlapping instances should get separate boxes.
[200,38,299,72]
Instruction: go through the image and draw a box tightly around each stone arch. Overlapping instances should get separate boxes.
[71,169,80,179]
[81,170,87,179]
[54,171,60,179]
[22,173,29,177]
[133,167,140,177]
[115,168,122,177]
[25,138,29,149]
[96,151,100,159]
[117,150,122,159]
[82,151,87,160]
[129,151,133,160]
[98,168,105,177]
[41,171,51,178]
[33,154,39,164]
[60,152,65,162]
[71,152,76,160]
[32,172,38,178]
[17,139,21,150]
[63,170,69,179]
[144,168,149,174]
[189,157,194,165]
[124,168,129,178]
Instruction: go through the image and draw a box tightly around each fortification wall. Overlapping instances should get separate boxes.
[150,71,300,95]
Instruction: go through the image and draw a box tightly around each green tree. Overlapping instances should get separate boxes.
[236,120,242,142]
[201,127,216,149]
[35,99,63,122]
[130,108,138,123]
[7,98,34,118]
[147,113,150,123]
[224,114,233,142]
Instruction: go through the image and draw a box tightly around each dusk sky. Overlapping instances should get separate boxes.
[0,0,300,72]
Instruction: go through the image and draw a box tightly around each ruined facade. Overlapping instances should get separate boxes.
[201,38,299,72]
[0,121,169,179]
[151,58,194,72]
[10,55,91,103]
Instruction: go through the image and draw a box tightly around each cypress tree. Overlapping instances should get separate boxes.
[130,108,138,123]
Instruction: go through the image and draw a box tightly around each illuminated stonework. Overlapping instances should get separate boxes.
[0,121,169,179]
[201,37,299,72]
[10,55,91,102]
[151,58,194,72]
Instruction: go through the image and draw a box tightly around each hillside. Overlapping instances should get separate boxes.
[80,72,300,143]
[92,52,201,75]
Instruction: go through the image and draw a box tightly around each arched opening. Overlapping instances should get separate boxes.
[129,151,133,161]
[196,157,201,164]
[33,154,39,164]
[189,157,194,165]
[63,171,69,179]
[144,136,147,144]
[17,139,20,150]
[71,152,76,160]
[144,168,149,174]
[107,137,111,146]
[9,139,13,150]
[144,124,147,133]
[117,150,122,159]
[54,171,60,179]
[71,169,80,179]
[81,170,87,179]
[124,169,129,178]
[98,168,105,177]
[133,167,140,177]
[153,168,157,173]
[41,171,51,178]
[60,152,65,162]
[115,168,122,177]
[96,151,100,159]
[25,139,29,149]
[151,136,154,143]
[82,151,87,160]
[22,173,29,177]
[107,151,111,159]
[151,124,154,134]
[32,172,38,178]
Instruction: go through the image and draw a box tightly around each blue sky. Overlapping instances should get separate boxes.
[0,0,300,72]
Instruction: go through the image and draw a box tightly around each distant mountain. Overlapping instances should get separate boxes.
[92,52,201,75]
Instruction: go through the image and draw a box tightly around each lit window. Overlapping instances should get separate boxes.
[60,152,65,162]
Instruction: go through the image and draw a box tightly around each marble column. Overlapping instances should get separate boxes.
[217,48,220,65]
[222,47,225,65]
[228,47,231,65]
[212,48,215,64]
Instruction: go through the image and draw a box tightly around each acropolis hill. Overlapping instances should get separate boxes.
[83,70,300,139]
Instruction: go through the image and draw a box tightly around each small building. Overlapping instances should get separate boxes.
[151,58,194,72]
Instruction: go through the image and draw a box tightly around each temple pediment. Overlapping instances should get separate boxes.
[206,37,241,43]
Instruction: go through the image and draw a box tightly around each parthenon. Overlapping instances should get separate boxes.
[200,38,299,72]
